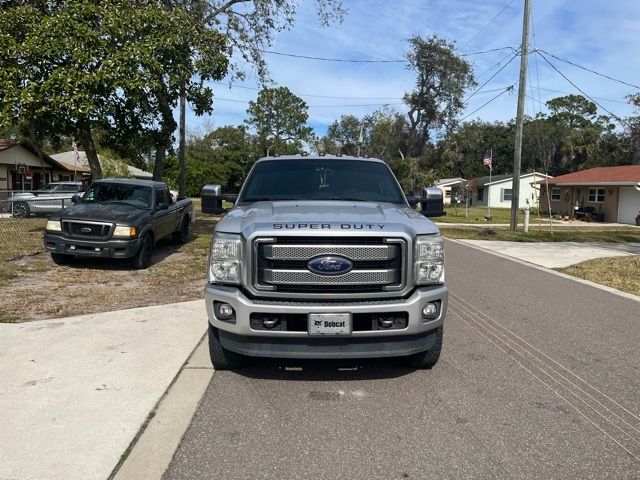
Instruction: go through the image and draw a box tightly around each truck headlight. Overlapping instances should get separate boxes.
[113,226,138,238]
[46,220,62,232]
[209,232,242,284]
[415,235,444,285]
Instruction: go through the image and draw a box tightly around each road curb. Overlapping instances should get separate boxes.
[446,238,640,304]
[109,333,213,480]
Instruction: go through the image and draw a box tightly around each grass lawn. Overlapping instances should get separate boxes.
[558,256,640,297]
[440,225,640,243]
[432,206,527,224]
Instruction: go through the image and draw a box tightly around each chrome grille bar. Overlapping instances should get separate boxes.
[262,269,399,285]
[262,244,397,261]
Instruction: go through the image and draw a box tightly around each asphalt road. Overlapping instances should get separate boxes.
[163,240,639,480]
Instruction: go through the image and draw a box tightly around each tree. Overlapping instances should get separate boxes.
[0,0,228,180]
[245,87,312,155]
[403,35,475,157]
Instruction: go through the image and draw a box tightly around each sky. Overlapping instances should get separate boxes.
[185,0,640,137]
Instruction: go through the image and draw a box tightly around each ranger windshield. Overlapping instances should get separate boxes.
[239,159,405,204]
[82,183,152,208]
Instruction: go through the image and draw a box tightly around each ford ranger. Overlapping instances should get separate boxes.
[44,178,193,268]
[204,155,447,369]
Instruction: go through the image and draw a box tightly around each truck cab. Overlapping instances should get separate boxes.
[204,155,447,369]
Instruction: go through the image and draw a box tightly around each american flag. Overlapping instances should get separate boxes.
[71,141,80,164]
[483,153,492,170]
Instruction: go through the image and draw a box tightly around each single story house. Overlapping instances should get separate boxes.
[50,151,153,180]
[0,139,85,192]
[470,172,551,209]
[433,178,466,204]
[538,165,640,224]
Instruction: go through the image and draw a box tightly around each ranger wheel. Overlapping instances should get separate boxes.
[132,233,154,269]
[51,252,72,265]
[12,202,30,218]
[208,324,245,370]
[403,326,443,369]
[172,217,189,245]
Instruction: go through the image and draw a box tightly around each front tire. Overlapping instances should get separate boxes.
[208,324,245,370]
[51,252,72,265]
[404,326,443,369]
[132,233,154,269]
[12,202,30,218]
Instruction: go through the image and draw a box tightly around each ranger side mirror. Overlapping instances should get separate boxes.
[157,202,169,211]
[71,194,80,204]
[420,187,444,217]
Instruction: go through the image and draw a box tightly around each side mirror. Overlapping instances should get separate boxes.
[157,202,168,211]
[420,187,444,217]
[405,195,420,207]
[71,194,80,204]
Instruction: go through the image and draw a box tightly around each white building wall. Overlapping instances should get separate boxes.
[475,175,545,209]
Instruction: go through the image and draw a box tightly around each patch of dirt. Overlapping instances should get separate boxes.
[0,214,219,322]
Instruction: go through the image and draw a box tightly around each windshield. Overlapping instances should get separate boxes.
[82,183,151,208]
[38,184,62,192]
[239,159,405,204]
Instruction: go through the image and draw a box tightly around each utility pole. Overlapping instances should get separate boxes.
[178,91,186,196]
[510,0,531,230]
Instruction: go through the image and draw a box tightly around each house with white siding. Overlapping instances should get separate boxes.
[470,172,551,209]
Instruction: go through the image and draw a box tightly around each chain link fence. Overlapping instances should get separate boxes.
[0,191,75,262]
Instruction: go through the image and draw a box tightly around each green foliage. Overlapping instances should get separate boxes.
[245,87,313,155]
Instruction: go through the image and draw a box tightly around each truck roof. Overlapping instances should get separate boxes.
[255,155,386,164]
[93,178,166,187]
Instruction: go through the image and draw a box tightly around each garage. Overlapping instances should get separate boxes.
[617,186,640,225]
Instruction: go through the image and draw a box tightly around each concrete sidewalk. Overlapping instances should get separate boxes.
[456,240,640,268]
[0,301,207,480]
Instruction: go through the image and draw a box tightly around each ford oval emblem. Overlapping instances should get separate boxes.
[307,255,353,276]
[81,227,92,233]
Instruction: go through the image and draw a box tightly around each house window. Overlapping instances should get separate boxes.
[501,188,513,201]
[588,188,605,203]
[476,188,484,201]
[551,188,561,201]
[445,190,451,198]
[58,174,71,181]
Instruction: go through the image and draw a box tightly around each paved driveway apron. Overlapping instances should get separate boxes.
[164,240,639,480]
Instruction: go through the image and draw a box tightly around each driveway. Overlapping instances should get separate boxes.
[456,240,640,268]
[163,240,639,479]
[0,301,206,480]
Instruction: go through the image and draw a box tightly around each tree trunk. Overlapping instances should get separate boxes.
[178,89,186,195]
[152,80,177,182]
[78,121,103,180]
[153,143,166,181]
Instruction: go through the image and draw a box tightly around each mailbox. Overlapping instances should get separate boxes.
[201,184,223,214]
[421,187,444,217]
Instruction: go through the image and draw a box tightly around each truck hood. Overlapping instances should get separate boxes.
[50,202,151,225]
[215,201,439,238]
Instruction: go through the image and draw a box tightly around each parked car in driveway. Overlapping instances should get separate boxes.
[44,178,194,268]
[9,181,83,217]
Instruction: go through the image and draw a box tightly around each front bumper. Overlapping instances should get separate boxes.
[205,284,448,358]
[44,232,142,259]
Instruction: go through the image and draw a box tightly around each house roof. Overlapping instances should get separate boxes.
[470,174,512,187]
[51,151,152,179]
[434,177,466,186]
[0,138,68,171]
[539,165,640,186]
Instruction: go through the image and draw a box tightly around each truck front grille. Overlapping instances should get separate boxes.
[253,236,406,296]
[62,221,113,240]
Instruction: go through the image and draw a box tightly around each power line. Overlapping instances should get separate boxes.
[213,81,402,100]
[534,48,640,91]
[214,97,402,108]
[257,46,516,63]
[460,85,515,121]
[464,53,519,103]
[535,51,626,123]
[461,0,516,49]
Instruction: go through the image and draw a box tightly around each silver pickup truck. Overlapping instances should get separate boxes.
[9,181,84,217]
[203,155,447,369]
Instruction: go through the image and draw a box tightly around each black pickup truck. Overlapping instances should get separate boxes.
[44,178,194,268]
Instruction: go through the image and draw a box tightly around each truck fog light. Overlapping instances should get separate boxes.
[216,302,234,320]
[422,302,439,320]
